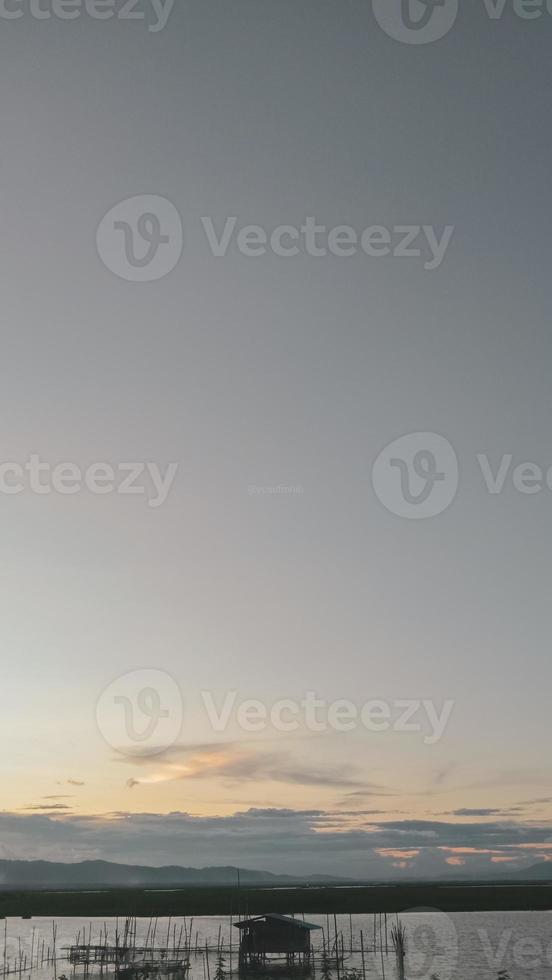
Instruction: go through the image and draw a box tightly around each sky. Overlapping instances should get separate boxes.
[1,0,552,879]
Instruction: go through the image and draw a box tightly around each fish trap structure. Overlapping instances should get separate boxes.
[64,916,192,979]
[67,945,190,978]
[235,914,321,974]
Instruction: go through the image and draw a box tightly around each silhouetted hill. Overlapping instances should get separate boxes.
[0,859,349,890]
[511,861,552,881]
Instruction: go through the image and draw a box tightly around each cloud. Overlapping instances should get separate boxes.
[1,809,551,877]
[446,808,524,817]
[339,788,399,800]
[463,769,552,791]
[376,849,420,860]
[67,779,85,786]
[123,744,369,791]
[430,763,458,788]
[21,804,74,812]
[517,797,552,807]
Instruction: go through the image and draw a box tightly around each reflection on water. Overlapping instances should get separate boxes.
[1,911,552,980]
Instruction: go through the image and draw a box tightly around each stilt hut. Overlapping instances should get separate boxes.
[235,914,320,973]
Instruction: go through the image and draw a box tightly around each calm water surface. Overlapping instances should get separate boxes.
[2,912,552,980]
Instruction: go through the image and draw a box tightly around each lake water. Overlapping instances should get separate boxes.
[2,911,552,980]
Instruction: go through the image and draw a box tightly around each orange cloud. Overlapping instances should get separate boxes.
[376,848,420,860]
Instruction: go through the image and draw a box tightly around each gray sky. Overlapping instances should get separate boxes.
[1,0,552,878]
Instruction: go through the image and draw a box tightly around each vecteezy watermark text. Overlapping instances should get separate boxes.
[201,691,455,744]
[200,218,455,269]
[478,928,552,972]
[95,671,456,757]
[0,0,174,31]
[0,455,178,507]
[96,196,456,282]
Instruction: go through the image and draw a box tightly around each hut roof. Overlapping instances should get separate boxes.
[234,914,321,931]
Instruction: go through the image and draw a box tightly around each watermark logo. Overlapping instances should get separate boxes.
[97,195,183,282]
[96,669,183,757]
[372,432,459,519]
[401,908,459,980]
[372,0,458,44]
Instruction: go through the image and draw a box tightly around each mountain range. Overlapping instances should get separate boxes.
[0,859,348,890]
[0,858,550,890]
[512,861,552,880]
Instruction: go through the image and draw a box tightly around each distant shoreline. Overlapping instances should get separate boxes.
[1,883,552,917]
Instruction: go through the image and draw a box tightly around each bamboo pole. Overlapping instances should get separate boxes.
[333,916,340,980]
[52,921,58,980]
[229,911,233,976]
[391,921,406,980]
